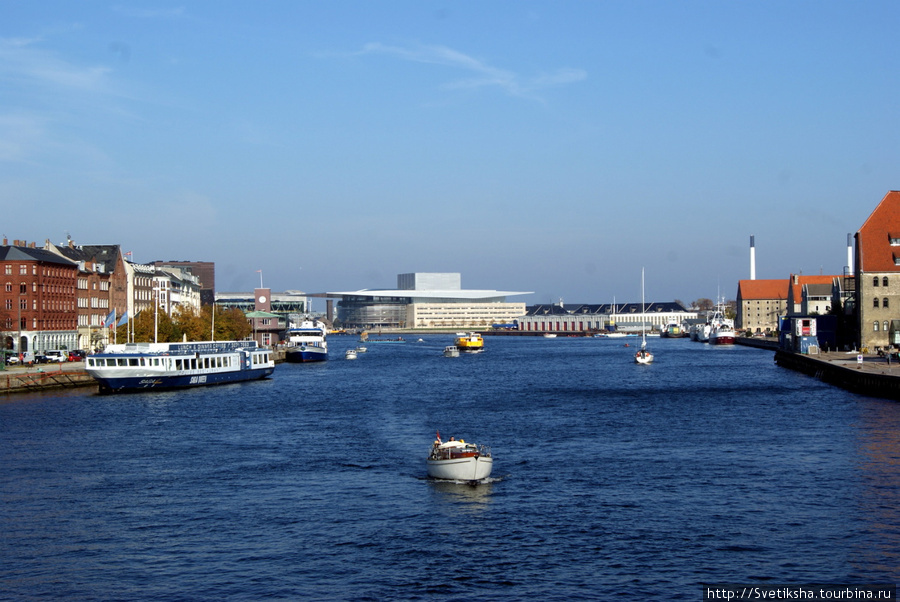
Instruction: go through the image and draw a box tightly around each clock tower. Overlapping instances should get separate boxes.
[254,288,271,312]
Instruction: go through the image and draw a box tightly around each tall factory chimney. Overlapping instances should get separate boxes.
[847,233,854,276]
[750,235,756,280]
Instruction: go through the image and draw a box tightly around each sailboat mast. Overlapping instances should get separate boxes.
[641,268,647,347]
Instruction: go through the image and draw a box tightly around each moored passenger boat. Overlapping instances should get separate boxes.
[284,318,328,363]
[85,340,274,394]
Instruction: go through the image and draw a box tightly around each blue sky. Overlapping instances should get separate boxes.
[2,2,898,308]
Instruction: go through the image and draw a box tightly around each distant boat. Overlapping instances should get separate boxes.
[635,269,654,365]
[708,307,736,345]
[443,345,460,358]
[455,332,484,353]
[543,333,557,338]
[284,318,328,363]
[345,349,358,360]
[659,320,686,338]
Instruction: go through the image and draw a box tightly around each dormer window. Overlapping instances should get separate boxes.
[890,233,900,245]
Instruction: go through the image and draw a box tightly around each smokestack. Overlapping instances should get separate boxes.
[847,233,854,276]
[750,235,756,280]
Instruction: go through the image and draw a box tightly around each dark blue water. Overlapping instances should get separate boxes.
[2,336,899,600]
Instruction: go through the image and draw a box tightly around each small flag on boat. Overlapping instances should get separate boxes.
[436,430,441,443]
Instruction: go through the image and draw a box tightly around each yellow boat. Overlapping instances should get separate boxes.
[455,332,484,353]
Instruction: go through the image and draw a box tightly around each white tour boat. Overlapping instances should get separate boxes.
[85,340,274,394]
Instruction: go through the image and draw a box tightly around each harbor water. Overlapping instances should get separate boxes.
[2,336,899,600]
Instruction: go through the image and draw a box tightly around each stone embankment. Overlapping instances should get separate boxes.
[1,362,97,395]
[774,348,900,400]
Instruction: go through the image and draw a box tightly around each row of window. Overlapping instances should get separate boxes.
[873,298,890,308]
[3,318,73,330]
[874,321,891,331]
[873,277,890,286]
[5,282,76,294]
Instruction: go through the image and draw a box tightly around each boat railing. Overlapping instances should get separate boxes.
[428,443,491,460]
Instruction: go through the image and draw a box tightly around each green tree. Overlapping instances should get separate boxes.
[214,307,252,341]
[175,305,208,341]
[125,304,180,343]
[112,304,252,344]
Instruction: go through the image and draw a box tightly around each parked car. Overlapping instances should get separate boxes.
[5,351,35,365]
[68,350,86,361]
[44,350,67,363]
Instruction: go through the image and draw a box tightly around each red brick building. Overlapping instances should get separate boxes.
[1,239,79,354]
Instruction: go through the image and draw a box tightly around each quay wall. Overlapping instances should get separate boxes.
[774,350,900,400]
[2,368,97,395]
[735,336,778,350]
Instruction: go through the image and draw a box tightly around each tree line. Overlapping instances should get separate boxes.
[115,305,252,344]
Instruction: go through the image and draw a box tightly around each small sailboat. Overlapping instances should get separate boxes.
[635,268,654,365]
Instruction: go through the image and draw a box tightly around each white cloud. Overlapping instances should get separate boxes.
[356,42,585,101]
[0,36,112,93]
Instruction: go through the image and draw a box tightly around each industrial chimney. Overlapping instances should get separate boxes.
[750,235,756,280]
[847,233,854,276]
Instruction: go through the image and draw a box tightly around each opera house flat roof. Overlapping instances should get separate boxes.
[320,289,532,300]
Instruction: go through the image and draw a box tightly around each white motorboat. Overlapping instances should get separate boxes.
[427,435,493,482]
[443,345,460,357]
[345,349,358,360]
